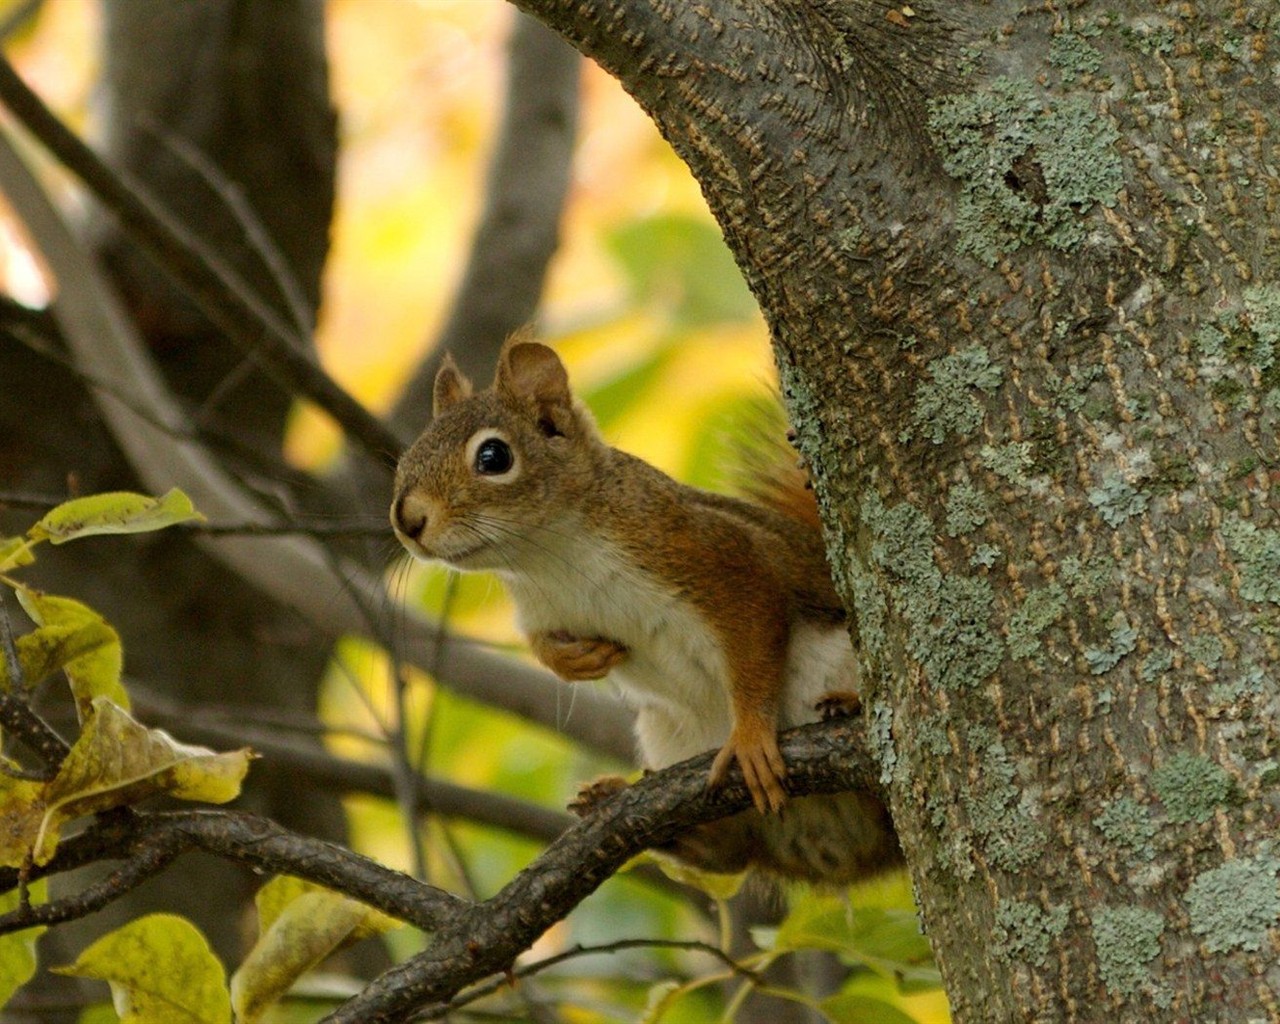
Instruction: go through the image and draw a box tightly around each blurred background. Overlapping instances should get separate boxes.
[1,2,947,1021]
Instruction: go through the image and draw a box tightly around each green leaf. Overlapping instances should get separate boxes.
[649,851,745,901]
[28,489,202,546]
[606,214,756,327]
[820,992,921,1024]
[231,877,401,1023]
[0,879,46,1011]
[772,893,937,988]
[8,588,126,713]
[581,346,676,430]
[54,914,230,1024]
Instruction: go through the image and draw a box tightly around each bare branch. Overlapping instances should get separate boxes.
[390,11,580,432]
[0,808,468,937]
[0,125,635,760]
[431,938,762,1019]
[0,54,402,464]
[322,717,879,1023]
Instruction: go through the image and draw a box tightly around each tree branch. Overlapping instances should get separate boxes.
[322,716,880,1023]
[0,808,468,937]
[0,715,876,1023]
[0,124,636,761]
[0,54,402,465]
[389,11,580,432]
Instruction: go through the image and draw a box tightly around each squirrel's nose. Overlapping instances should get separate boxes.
[391,491,429,540]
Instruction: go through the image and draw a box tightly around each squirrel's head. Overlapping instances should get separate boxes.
[391,334,603,572]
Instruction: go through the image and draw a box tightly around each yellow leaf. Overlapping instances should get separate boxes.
[54,913,230,1024]
[28,489,203,546]
[0,536,34,573]
[29,699,252,865]
[0,879,47,1010]
[231,877,401,1023]
[0,772,45,869]
[11,588,127,713]
[649,851,745,901]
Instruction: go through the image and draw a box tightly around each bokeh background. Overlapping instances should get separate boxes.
[5,3,948,1021]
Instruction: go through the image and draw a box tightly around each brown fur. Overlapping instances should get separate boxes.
[391,334,900,883]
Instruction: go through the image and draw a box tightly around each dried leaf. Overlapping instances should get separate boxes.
[5,699,252,867]
[231,876,400,1023]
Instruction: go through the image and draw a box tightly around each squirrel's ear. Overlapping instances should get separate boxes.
[496,338,573,417]
[433,354,473,417]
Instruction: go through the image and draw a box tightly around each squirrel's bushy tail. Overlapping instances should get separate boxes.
[726,396,823,535]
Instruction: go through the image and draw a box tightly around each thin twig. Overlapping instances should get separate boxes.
[421,938,763,1020]
[0,597,69,777]
[0,55,402,464]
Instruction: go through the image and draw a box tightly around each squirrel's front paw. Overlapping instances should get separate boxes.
[531,631,628,681]
[568,775,629,817]
[708,727,787,815]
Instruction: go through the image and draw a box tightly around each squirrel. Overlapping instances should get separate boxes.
[391,333,900,883]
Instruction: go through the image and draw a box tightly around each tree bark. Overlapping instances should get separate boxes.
[512,1,1280,1020]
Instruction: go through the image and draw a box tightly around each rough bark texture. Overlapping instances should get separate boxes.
[513,1,1280,1021]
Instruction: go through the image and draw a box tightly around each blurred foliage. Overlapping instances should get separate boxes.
[1,3,949,1022]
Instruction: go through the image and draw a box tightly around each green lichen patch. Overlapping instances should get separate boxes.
[959,726,1043,871]
[1184,633,1224,670]
[927,77,1122,266]
[849,571,888,659]
[869,701,896,785]
[1060,553,1115,598]
[1140,647,1174,683]
[1091,906,1164,997]
[944,482,989,537]
[1094,796,1157,860]
[1243,284,1280,372]
[1152,754,1232,824]
[992,899,1069,966]
[970,544,1001,568]
[980,441,1035,486]
[910,345,1004,445]
[1088,473,1150,528]
[863,493,1005,691]
[909,574,1005,691]
[1049,32,1104,83]
[1207,665,1266,705]
[1186,855,1280,953]
[1084,615,1138,675]
[1222,515,1280,605]
[1006,583,1068,661]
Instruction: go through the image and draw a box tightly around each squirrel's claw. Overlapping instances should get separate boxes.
[568,774,629,817]
[709,728,788,814]
[531,631,628,681]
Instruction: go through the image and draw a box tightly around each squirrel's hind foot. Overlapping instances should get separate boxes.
[815,690,863,720]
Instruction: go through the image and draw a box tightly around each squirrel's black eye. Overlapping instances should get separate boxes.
[474,438,514,475]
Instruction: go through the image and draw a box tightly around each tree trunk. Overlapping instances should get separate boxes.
[514,2,1280,1020]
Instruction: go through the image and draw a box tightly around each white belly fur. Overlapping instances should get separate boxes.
[503,541,858,769]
